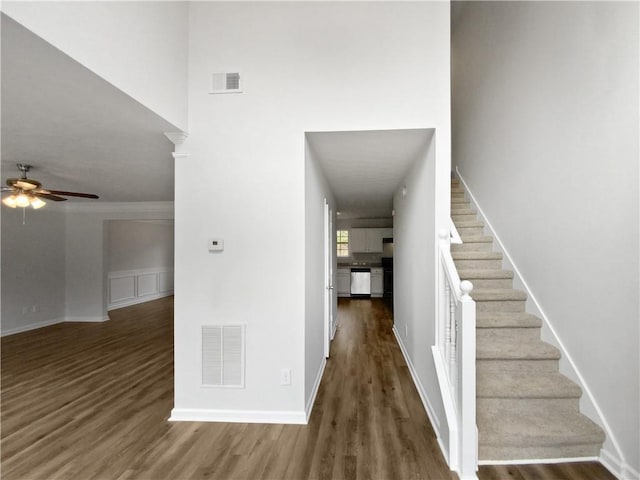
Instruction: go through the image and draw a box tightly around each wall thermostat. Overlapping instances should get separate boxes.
[208,238,224,252]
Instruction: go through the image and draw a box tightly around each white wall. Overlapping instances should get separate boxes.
[108,220,174,272]
[304,138,335,410]
[392,131,450,455]
[2,1,188,130]
[1,207,66,335]
[65,203,174,322]
[452,2,639,476]
[173,1,451,422]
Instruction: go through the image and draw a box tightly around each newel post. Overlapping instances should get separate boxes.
[458,278,477,479]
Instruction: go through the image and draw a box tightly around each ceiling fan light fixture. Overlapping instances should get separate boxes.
[2,196,18,208]
[30,197,46,209]
[2,164,99,210]
[15,193,30,208]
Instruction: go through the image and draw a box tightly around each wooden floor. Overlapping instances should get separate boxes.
[1,297,615,480]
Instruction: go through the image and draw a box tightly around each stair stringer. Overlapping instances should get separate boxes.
[455,167,632,477]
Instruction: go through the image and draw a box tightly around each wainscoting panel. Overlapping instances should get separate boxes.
[137,274,159,298]
[109,276,136,305]
[108,268,174,310]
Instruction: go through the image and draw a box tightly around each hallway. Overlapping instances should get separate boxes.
[1,297,614,479]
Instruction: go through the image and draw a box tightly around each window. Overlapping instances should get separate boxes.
[336,230,349,257]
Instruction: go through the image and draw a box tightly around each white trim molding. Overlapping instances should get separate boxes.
[392,326,450,464]
[455,167,630,478]
[108,267,174,311]
[601,449,640,480]
[169,408,307,425]
[305,357,327,423]
[164,131,188,145]
[1,317,65,337]
[65,316,110,323]
[65,201,174,214]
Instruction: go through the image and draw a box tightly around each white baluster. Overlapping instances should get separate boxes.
[449,292,457,391]
[444,281,451,376]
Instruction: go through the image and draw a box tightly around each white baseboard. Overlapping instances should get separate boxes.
[479,456,598,466]
[601,448,640,480]
[392,326,450,464]
[1,317,65,337]
[305,357,327,422]
[65,316,110,323]
[169,408,307,424]
[455,167,630,478]
[107,291,173,311]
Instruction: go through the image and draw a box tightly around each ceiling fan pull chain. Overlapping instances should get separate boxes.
[22,206,26,225]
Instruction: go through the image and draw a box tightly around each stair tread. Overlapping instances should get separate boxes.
[477,402,605,447]
[471,288,527,301]
[452,251,502,260]
[477,371,582,398]
[458,269,513,279]
[477,338,561,360]
[476,312,542,328]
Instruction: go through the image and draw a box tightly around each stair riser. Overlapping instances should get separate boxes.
[451,198,469,205]
[479,443,602,462]
[477,360,559,374]
[454,259,503,269]
[463,277,512,289]
[456,226,485,236]
[478,397,580,413]
[475,299,525,312]
[477,327,541,343]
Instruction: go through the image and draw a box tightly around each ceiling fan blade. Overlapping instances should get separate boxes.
[1,187,15,192]
[34,193,68,202]
[46,190,99,199]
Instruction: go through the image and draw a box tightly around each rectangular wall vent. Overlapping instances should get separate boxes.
[210,72,242,94]
[202,324,245,387]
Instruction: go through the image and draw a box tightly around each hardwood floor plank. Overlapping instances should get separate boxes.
[2,296,614,479]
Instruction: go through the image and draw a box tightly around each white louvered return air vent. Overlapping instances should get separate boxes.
[202,325,245,387]
[209,72,242,94]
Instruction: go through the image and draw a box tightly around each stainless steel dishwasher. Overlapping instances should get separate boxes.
[350,267,371,296]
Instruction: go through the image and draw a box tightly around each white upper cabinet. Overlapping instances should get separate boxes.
[350,228,385,253]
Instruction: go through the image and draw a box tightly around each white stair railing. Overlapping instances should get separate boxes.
[437,229,477,480]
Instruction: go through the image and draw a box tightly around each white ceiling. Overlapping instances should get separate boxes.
[1,14,178,203]
[307,129,432,219]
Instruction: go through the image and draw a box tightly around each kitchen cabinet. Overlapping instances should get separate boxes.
[371,268,383,297]
[350,228,384,253]
[337,268,351,297]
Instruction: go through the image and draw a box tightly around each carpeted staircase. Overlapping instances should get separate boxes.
[450,178,606,462]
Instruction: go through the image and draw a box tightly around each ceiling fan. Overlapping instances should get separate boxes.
[1,163,99,209]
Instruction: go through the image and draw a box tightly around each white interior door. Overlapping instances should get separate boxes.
[323,199,333,358]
